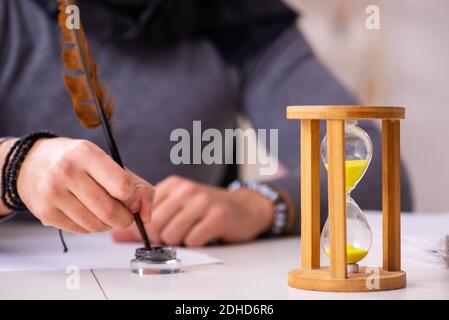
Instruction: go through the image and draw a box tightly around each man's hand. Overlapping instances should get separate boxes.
[112,175,274,247]
[17,138,154,234]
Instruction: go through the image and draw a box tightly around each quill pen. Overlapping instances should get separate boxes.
[57,0,151,249]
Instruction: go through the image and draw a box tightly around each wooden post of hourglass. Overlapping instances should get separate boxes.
[382,119,401,271]
[299,119,321,270]
[286,106,406,292]
[327,120,347,279]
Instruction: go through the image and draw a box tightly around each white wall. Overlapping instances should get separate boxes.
[284,0,449,212]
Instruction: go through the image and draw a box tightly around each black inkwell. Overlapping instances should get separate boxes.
[131,246,182,275]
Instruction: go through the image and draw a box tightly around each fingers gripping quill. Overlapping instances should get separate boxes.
[57,0,152,249]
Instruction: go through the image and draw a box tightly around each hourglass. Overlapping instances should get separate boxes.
[321,120,373,273]
[286,106,406,292]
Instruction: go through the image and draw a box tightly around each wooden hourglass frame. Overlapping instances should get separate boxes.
[286,106,406,292]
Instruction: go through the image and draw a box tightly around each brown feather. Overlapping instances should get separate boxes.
[56,1,153,249]
[57,0,114,129]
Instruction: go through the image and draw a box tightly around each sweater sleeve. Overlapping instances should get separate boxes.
[240,25,413,235]
[0,3,15,223]
[0,1,6,85]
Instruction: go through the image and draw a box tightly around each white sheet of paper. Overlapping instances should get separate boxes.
[0,224,222,272]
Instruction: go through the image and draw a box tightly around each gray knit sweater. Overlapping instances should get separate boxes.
[0,0,413,233]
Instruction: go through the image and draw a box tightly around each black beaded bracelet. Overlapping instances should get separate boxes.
[1,131,58,211]
[1,131,69,253]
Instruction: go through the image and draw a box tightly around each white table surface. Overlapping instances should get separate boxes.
[1,211,448,300]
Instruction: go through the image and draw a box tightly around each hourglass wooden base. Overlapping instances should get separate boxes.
[288,268,406,292]
[286,106,406,293]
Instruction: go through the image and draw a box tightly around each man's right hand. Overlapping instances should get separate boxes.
[15,137,154,234]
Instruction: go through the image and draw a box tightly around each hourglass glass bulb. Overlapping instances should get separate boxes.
[321,197,373,264]
[320,121,374,268]
[321,120,373,194]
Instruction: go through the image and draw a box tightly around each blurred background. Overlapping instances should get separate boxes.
[279,0,449,213]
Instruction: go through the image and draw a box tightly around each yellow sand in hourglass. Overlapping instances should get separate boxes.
[325,244,368,264]
[324,159,370,264]
[325,159,369,193]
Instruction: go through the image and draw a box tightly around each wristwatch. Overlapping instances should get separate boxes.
[228,180,289,236]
